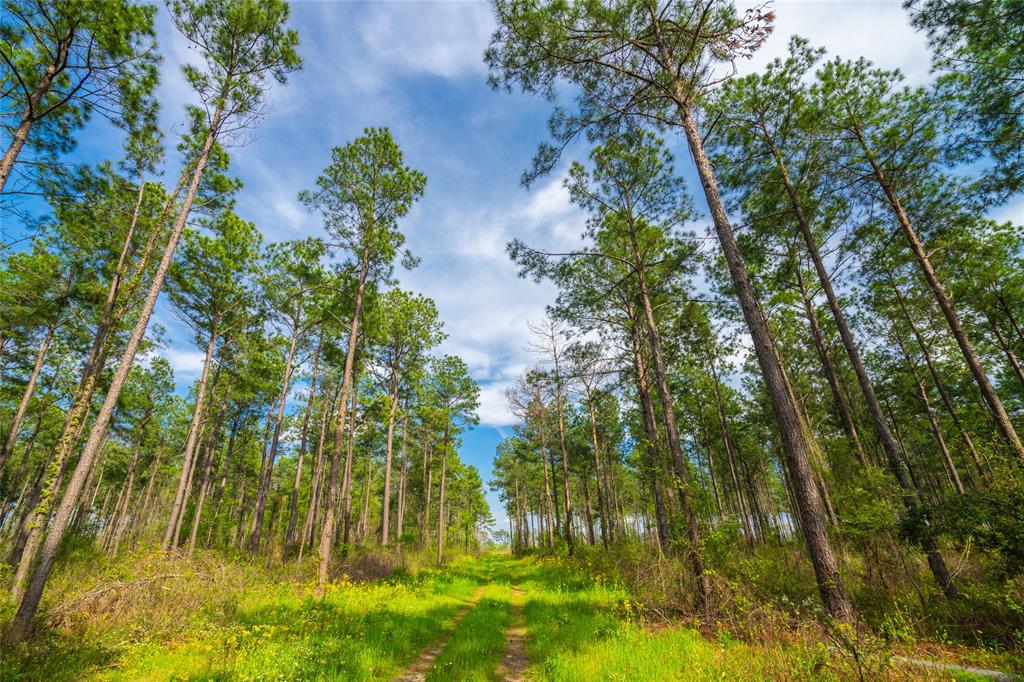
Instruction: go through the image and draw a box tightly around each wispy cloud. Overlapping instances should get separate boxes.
[739,0,930,84]
[396,170,586,427]
[359,2,493,81]
[163,348,207,377]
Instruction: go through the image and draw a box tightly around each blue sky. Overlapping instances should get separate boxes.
[7,0,1022,528]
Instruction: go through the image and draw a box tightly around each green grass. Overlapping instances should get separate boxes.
[100,565,482,681]
[2,548,1015,680]
[517,557,801,681]
[2,550,487,681]
[426,590,513,681]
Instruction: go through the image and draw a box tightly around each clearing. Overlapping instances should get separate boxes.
[4,552,1009,681]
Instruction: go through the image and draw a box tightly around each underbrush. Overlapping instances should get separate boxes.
[2,537,1019,680]
[0,539,484,681]
[517,552,899,680]
[548,539,1024,677]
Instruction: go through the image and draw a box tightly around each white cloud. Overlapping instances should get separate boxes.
[302,1,494,98]
[522,173,575,224]
[163,348,207,377]
[360,2,493,80]
[738,1,931,84]
[476,380,516,427]
[397,171,585,422]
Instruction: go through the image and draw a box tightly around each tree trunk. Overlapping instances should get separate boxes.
[694,406,724,519]
[893,284,986,482]
[677,104,851,621]
[381,381,399,545]
[186,440,217,557]
[0,413,42,533]
[397,413,409,542]
[513,480,523,552]
[318,249,368,591]
[892,330,965,495]
[628,314,672,554]
[205,418,238,550]
[175,385,229,549]
[10,105,225,640]
[988,317,1024,390]
[164,329,218,551]
[534,400,557,549]
[598,435,616,541]
[7,459,49,568]
[852,123,1024,462]
[358,459,373,543]
[250,322,301,553]
[583,388,609,548]
[107,432,145,557]
[764,124,957,599]
[340,384,358,550]
[550,345,575,555]
[135,449,162,545]
[286,335,322,554]
[420,440,433,550]
[436,423,449,564]
[997,294,1024,349]
[636,264,710,604]
[0,322,56,472]
[793,263,867,463]
[581,477,596,545]
[300,383,335,559]
[11,420,87,600]
[707,356,753,544]
[23,164,155,567]
[0,36,71,192]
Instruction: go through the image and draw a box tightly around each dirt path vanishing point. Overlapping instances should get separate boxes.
[495,585,528,681]
[394,585,487,682]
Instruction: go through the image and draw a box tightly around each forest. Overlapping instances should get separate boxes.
[1,0,1023,680]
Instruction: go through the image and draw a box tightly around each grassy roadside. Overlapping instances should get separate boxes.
[1,546,486,681]
[1,547,1014,680]
[516,553,1002,681]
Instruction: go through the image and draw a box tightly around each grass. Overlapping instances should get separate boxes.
[427,588,513,681]
[99,562,487,681]
[2,546,486,681]
[1,544,1016,680]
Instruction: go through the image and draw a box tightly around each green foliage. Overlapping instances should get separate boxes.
[906,0,1024,197]
[169,0,301,122]
[299,127,426,280]
[926,488,1024,575]
[167,211,262,342]
[426,355,481,434]
[488,0,776,188]
[0,0,158,161]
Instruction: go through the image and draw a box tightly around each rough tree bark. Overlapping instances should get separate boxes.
[893,284,986,481]
[436,421,450,564]
[249,318,302,552]
[851,121,1024,462]
[677,102,852,621]
[10,104,225,640]
[0,35,72,191]
[318,249,368,591]
[163,329,218,551]
[286,337,322,553]
[0,322,57,472]
[634,250,711,607]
